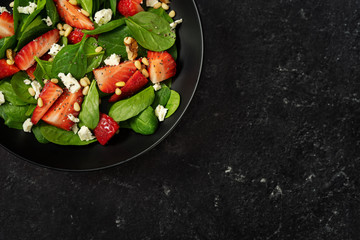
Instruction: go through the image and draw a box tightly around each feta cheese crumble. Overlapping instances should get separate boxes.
[22,118,33,133]
[42,16,53,27]
[0,91,5,105]
[72,124,79,134]
[58,73,81,93]
[78,126,95,141]
[94,9,112,26]
[24,79,31,85]
[153,83,162,91]
[0,7,9,14]
[31,81,42,99]
[155,105,168,122]
[48,43,64,57]
[170,19,183,30]
[146,0,159,7]
[104,54,121,66]
[17,2,37,15]
[68,114,80,123]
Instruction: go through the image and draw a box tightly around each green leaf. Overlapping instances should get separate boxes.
[109,86,155,122]
[110,0,117,16]
[128,106,158,135]
[83,18,125,35]
[84,37,104,73]
[33,57,53,83]
[167,44,178,61]
[32,125,49,143]
[165,90,180,118]
[0,36,17,59]
[0,103,29,129]
[40,123,97,146]
[45,0,59,27]
[78,0,93,16]
[52,37,88,79]
[151,84,171,108]
[11,72,37,104]
[147,8,173,23]
[0,79,27,106]
[25,104,37,116]
[20,0,47,33]
[79,80,99,130]
[126,12,176,52]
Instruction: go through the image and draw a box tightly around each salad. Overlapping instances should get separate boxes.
[0,0,183,146]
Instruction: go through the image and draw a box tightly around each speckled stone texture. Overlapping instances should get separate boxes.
[1,0,360,239]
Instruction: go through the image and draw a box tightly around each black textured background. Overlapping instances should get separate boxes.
[1,0,360,239]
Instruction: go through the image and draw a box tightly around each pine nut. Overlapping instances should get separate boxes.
[82,86,89,96]
[59,30,65,36]
[153,2,162,9]
[9,2,14,8]
[81,9,90,17]
[44,79,48,84]
[57,23,63,31]
[28,88,35,96]
[64,27,73,37]
[69,0,78,5]
[48,58,54,62]
[115,81,125,87]
[6,49,13,61]
[115,88,122,96]
[6,59,14,65]
[51,78,58,84]
[95,46,103,53]
[74,102,81,112]
[124,37,132,45]
[161,3,169,10]
[80,78,89,87]
[134,60,142,70]
[63,24,71,30]
[141,68,149,78]
[38,98,44,107]
[169,10,176,18]
[142,57,149,66]
[84,77,91,85]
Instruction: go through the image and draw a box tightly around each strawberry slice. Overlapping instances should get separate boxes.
[31,82,63,125]
[0,59,20,79]
[109,70,148,102]
[94,113,120,145]
[67,28,98,44]
[0,12,14,39]
[54,0,94,30]
[147,51,176,84]
[93,61,136,93]
[42,88,84,131]
[117,0,144,17]
[26,65,36,80]
[15,29,60,71]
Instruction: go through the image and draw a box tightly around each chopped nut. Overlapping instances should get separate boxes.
[153,2,162,9]
[124,37,138,61]
[161,3,169,10]
[6,49,14,61]
[169,10,175,18]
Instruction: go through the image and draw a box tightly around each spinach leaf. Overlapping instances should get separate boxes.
[32,125,49,143]
[78,0,93,16]
[165,90,180,118]
[40,123,97,146]
[167,44,177,61]
[25,104,37,116]
[52,37,87,79]
[20,0,47,33]
[0,103,29,129]
[151,83,170,109]
[147,8,173,23]
[0,79,27,106]
[0,36,17,59]
[33,57,53,83]
[11,72,37,104]
[45,0,59,27]
[163,78,172,88]
[109,86,155,122]
[83,18,125,35]
[126,12,176,52]
[128,106,158,135]
[84,37,104,73]
[79,80,99,130]
[110,0,117,16]
[59,36,68,46]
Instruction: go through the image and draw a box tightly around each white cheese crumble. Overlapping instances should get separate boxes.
[72,124,79,134]
[0,91,5,105]
[67,114,80,123]
[0,6,9,13]
[155,105,168,122]
[94,9,112,26]
[104,54,121,66]
[146,0,159,7]
[17,2,37,15]
[42,16,52,27]
[48,43,64,57]
[22,118,33,133]
[58,73,81,93]
[170,19,183,30]
[153,83,162,91]
[24,79,31,85]
[78,126,95,141]
[31,81,42,99]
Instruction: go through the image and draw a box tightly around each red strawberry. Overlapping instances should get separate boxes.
[42,88,84,131]
[26,65,36,80]
[117,0,144,17]
[94,113,119,145]
[15,29,60,70]
[93,61,136,93]
[0,12,14,39]
[54,0,95,30]
[0,59,20,79]
[109,70,148,102]
[147,51,176,84]
[31,82,63,125]
[67,28,98,44]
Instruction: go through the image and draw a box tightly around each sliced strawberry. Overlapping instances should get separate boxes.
[0,12,14,39]
[67,28,98,44]
[93,61,136,93]
[54,0,94,30]
[109,70,148,102]
[94,113,120,145]
[26,65,36,80]
[117,0,144,17]
[31,82,63,125]
[0,59,20,79]
[147,51,176,84]
[15,29,60,71]
[42,88,84,131]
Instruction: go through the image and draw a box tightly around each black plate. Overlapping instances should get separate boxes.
[0,0,203,171]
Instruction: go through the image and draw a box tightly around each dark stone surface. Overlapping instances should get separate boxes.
[1,0,360,239]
